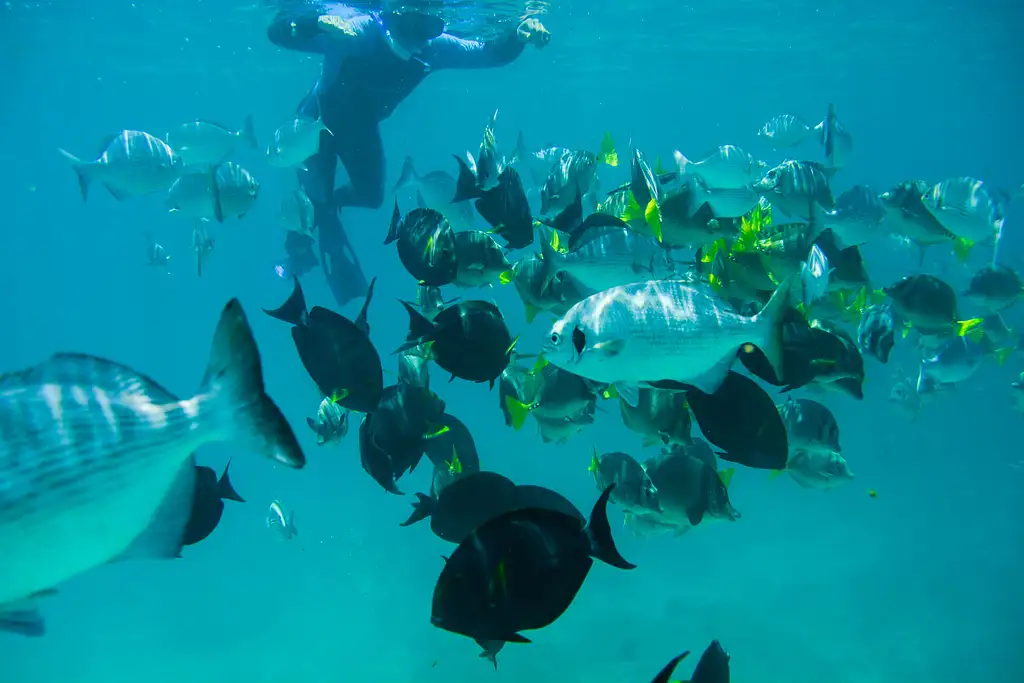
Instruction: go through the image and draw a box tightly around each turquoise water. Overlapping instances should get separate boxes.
[1,1,1022,681]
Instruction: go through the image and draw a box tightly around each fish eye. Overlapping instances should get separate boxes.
[550,332,560,344]
[572,326,586,355]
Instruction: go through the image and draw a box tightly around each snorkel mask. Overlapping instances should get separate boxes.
[382,10,445,59]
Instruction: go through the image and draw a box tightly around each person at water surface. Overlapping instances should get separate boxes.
[267,1,551,305]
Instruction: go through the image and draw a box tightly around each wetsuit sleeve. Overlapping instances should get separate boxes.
[267,11,374,55]
[427,29,526,70]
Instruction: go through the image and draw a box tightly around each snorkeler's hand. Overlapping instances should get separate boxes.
[517,17,551,49]
[317,14,358,38]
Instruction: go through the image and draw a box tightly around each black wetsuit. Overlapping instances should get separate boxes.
[267,4,525,305]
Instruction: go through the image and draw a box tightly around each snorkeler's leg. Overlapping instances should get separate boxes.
[332,122,386,210]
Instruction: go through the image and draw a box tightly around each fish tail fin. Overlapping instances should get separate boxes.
[672,149,691,177]
[262,275,308,326]
[384,199,402,245]
[504,395,532,431]
[395,300,437,354]
[240,114,258,149]
[754,275,795,384]
[58,148,94,202]
[586,485,636,570]
[599,131,618,167]
[217,458,246,503]
[537,226,563,291]
[956,318,984,342]
[201,299,306,468]
[399,492,436,527]
[393,156,418,193]
[452,154,480,202]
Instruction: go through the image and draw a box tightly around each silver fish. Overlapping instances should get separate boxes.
[392,156,476,230]
[542,278,792,403]
[453,230,512,288]
[825,185,887,247]
[59,130,182,201]
[538,225,675,295]
[0,300,303,634]
[165,116,258,167]
[280,187,315,236]
[921,177,1005,245]
[917,336,984,393]
[266,110,332,169]
[266,500,298,539]
[799,243,830,308]
[857,303,895,364]
[777,398,841,454]
[306,396,349,446]
[785,449,854,490]
[672,144,764,190]
[753,160,835,221]
[167,162,259,222]
[145,234,171,272]
[191,220,216,277]
[757,114,818,148]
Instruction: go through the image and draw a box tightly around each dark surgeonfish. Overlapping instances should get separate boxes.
[0,299,304,637]
[263,275,383,412]
[651,640,731,683]
[430,486,634,648]
[183,459,246,547]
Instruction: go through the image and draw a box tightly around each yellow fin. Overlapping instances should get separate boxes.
[330,389,350,403]
[768,469,785,480]
[550,228,566,253]
[424,424,451,439]
[504,396,532,431]
[524,303,539,324]
[653,155,669,176]
[505,334,521,356]
[599,131,618,167]
[621,192,642,223]
[952,237,974,263]
[498,269,514,285]
[644,198,663,243]
[718,467,736,488]
[956,317,984,340]
[447,446,462,475]
[588,447,600,475]
[532,355,549,373]
[709,272,724,294]
[994,347,1014,366]
[601,385,619,400]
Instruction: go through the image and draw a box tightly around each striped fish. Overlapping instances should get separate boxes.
[0,299,304,636]
[542,278,793,406]
[58,130,182,202]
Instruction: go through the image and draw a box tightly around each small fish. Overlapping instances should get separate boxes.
[306,395,350,446]
[191,220,216,277]
[385,202,459,286]
[167,162,259,222]
[673,145,764,190]
[917,336,984,393]
[397,300,516,387]
[880,180,954,263]
[643,442,740,529]
[799,243,830,309]
[504,361,600,431]
[266,105,333,169]
[183,459,246,547]
[783,449,854,490]
[857,302,896,363]
[758,114,818,147]
[165,116,258,167]
[59,130,182,201]
[145,234,171,271]
[825,185,887,247]
[266,500,298,540]
[590,450,661,515]
[280,187,315,236]
[921,177,1005,245]
[776,398,841,455]
[618,386,693,447]
[393,156,476,230]
[501,254,586,323]
[963,265,1024,313]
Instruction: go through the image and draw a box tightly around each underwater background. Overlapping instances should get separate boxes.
[1,0,1022,681]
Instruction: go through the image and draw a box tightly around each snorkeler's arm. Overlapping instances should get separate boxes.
[267,10,376,55]
[426,29,527,70]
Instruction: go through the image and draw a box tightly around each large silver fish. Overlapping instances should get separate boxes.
[542,278,792,404]
[59,130,182,202]
[0,300,304,635]
[538,226,674,295]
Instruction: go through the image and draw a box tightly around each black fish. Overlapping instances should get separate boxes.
[385,202,459,286]
[263,275,383,412]
[430,485,635,646]
[537,186,583,235]
[474,167,534,249]
[883,274,963,336]
[512,484,585,522]
[358,383,448,495]
[422,412,481,475]
[397,299,515,386]
[740,310,865,398]
[182,459,245,547]
[652,640,730,683]
[857,302,895,363]
[685,371,788,470]
[401,470,519,543]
